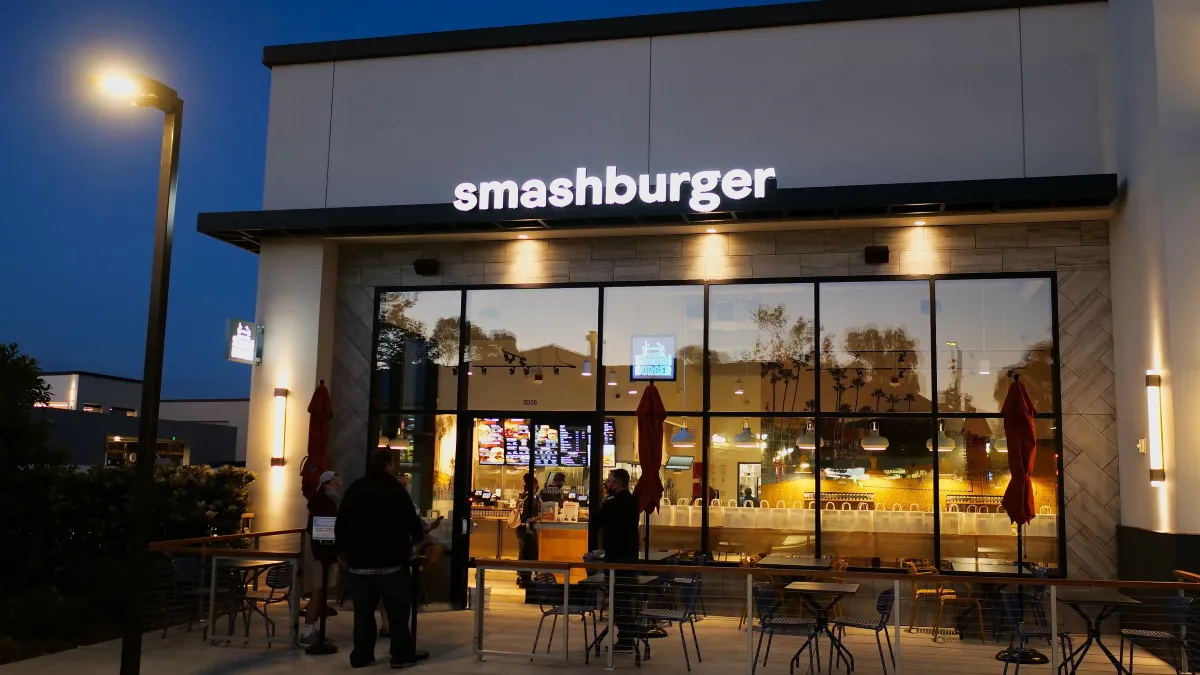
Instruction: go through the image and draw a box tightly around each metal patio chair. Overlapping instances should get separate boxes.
[529,572,600,664]
[1118,595,1192,675]
[833,588,896,674]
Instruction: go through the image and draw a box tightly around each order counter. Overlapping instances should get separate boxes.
[535,521,590,563]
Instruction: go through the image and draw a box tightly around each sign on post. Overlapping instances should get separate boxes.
[225,318,263,365]
[311,516,336,543]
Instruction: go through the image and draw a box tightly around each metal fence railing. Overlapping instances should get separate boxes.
[146,529,306,647]
[472,558,1200,674]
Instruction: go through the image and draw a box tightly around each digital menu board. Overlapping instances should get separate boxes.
[534,425,559,466]
[603,418,616,468]
[558,424,590,467]
[503,418,530,466]
[476,419,505,465]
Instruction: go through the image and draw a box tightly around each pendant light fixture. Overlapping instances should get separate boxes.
[582,357,592,377]
[377,433,389,448]
[466,363,474,376]
[671,419,697,448]
[734,377,745,396]
[927,421,955,452]
[607,369,618,386]
[734,418,757,448]
[860,422,888,452]
[795,420,816,452]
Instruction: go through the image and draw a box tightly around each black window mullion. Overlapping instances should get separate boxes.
[929,277,941,567]
[812,281,822,559]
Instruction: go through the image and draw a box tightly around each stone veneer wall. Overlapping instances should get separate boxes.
[331,221,1116,579]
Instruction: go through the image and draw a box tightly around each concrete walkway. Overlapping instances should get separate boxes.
[2,600,1179,675]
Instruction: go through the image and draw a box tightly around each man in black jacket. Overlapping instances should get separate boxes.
[336,449,426,669]
[597,468,640,649]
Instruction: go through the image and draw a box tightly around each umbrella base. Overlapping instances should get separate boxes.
[995,648,1049,664]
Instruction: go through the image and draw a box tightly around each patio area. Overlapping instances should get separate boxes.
[3,577,1184,675]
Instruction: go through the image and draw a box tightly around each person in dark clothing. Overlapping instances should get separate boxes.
[336,449,426,669]
[301,470,342,645]
[597,468,641,650]
[741,487,756,507]
[515,472,541,587]
[539,471,566,505]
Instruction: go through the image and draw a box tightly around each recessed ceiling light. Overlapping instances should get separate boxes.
[914,220,926,226]
[517,234,529,239]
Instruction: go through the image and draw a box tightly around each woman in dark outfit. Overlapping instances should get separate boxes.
[515,472,541,586]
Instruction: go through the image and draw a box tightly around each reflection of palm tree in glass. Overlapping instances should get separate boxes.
[884,393,901,412]
[872,388,885,412]
[836,326,919,412]
[903,393,916,411]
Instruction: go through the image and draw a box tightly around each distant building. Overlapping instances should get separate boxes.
[35,371,247,468]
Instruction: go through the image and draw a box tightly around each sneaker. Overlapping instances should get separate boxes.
[299,627,317,646]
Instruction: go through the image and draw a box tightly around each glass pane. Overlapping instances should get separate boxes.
[819,281,933,413]
[374,291,462,411]
[603,286,704,412]
[372,413,456,602]
[634,415,703,556]
[708,416,817,561]
[935,278,1055,413]
[708,283,817,413]
[937,417,1060,573]
[818,417,935,568]
[467,416,595,565]
[466,288,599,411]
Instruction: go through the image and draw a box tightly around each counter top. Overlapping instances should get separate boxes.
[536,521,588,530]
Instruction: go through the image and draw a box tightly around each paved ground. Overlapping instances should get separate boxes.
[2,574,1181,675]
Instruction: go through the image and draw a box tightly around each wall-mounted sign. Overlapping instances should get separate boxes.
[226,318,263,366]
[630,336,676,381]
[453,166,776,214]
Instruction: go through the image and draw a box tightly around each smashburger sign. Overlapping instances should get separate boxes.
[453,166,776,214]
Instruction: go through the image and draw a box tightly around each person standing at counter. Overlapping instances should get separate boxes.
[539,472,566,505]
[597,468,640,651]
[336,449,426,669]
[515,472,541,587]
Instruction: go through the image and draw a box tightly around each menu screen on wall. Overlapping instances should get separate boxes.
[534,425,559,466]
[558,424,590,467]
[503,418,530,466]
[603,418,616,468]
[476,419,505,465]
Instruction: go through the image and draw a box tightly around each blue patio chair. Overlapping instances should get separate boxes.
[161,557,206,639]
[1000,592,1074,675]
[752,584,817,675]
[833,588,895,674]
[1118,595,1192,675]
[243,563,294,638]
[639,575,704,671]
[529,572,599,664]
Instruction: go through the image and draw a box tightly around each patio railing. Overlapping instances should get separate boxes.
[473,558,1200,674]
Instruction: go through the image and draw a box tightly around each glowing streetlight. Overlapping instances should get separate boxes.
[93,70,184,675]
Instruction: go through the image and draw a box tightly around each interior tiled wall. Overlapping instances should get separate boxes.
[332,220,1115,579]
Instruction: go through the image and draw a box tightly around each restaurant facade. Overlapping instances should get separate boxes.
[199,0,1200,604]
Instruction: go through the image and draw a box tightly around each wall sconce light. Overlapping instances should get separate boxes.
[1146,371,1165,486]
[271,387,288,467]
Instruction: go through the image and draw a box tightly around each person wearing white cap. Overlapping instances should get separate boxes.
[301,470,342,645]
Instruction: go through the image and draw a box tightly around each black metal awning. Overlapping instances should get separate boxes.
[198,174,1118,253]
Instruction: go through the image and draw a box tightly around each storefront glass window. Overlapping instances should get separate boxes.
[708,283,816,413]
[819,281,933,413]
[604,286,704,412]
[465,288,599,411]
[936,417,1060,572]
[708,415,817,560]
[375,290,462,411]
[818,417,935,568]
[935,278,1056,413]
[372,412,456,601]
[647,415,704,556]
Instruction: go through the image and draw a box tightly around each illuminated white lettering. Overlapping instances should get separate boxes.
[453,167,776,214]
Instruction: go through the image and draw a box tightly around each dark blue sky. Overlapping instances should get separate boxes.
[1,0,784,399]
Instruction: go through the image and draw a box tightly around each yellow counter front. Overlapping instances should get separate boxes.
[536,521,589,563]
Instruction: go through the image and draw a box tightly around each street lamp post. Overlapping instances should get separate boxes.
[94,73,183,675]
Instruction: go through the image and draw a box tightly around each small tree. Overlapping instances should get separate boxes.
[0,343,65,470]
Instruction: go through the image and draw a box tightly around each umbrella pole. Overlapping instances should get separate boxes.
[995,522,1047,665]
[643,512,650,562]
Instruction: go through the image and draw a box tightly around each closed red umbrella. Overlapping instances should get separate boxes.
[300,380,333,500]
[1000,378,1037,526]
[633,381,666,514]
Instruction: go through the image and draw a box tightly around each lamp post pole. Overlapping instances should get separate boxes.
[98,75,183,675]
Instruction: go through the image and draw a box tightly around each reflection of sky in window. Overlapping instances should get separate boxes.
[380,290,462,337]
[467,288,598,356]
[604,286,704,364]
